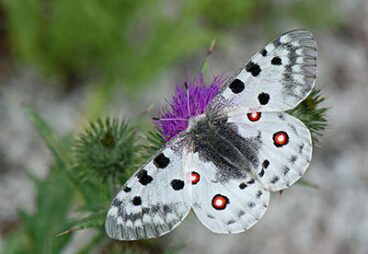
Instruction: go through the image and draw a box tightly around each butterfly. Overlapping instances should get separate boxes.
[105,29,316,240]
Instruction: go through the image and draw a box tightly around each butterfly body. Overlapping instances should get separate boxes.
[106,29,316,240]
[187,111,259,181]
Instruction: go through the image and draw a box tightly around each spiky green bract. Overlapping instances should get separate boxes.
[73,118,139,183]
[287,88,328,143]
[142,130,166,158]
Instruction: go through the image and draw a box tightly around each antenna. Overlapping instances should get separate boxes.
[184,82,199,116]
[152,117,188,122]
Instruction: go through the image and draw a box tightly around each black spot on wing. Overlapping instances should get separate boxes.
[123,186,131,192]
[246,61,261,77]
[239,182,247,189]
[132,196,142,206]
[259,169,265,177]
[260,49,267,56]
[153,153,170,168]
[247,179,255,185]
[229,79,245,94]
[263,160,270,168]
[136,170,153,185]
[271,56,282,65]
[258,93,270,105]
[171,179,185,191]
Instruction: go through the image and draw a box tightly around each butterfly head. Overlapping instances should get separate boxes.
[186,113,207,135]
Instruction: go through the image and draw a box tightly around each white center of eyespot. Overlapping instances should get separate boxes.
[251,113,257,118]
[191,175,196,181]
[215,199,224,206]
[278,135,285,142]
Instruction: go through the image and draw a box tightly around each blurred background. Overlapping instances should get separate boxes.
[1,0,368,253]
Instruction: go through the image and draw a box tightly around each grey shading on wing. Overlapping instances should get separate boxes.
[105,134,192,240]
[227,112,312,191]
[207,29,317,114]
[186,151,270,234]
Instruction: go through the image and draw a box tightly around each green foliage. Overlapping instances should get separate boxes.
[296,178,320,189]
[1,0,341,92]
[287,89,328,143]
[197,0,259,28]
[1,0,209,88]
[23,105,106,209]
[1,170,73,254]
[57,209,106,237]
[73,118,139,183]
[23,104,72,167]
[4,106,174,253]
[288,0,341,28]
[142,130,165,158]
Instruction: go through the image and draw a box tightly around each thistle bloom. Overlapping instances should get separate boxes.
[153,72,226,141]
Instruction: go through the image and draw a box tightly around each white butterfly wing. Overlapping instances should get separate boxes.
[208,29,316,113]
[186,152,270,234]
[105,134,192,240]
[227,112,312,191]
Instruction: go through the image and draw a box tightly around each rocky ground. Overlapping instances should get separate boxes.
[1,0,368,253]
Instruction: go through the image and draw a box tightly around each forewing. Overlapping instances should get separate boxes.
[207,29,316,113]
[228,112,312,191]
[105,134,191,240]
[187,151,270,234]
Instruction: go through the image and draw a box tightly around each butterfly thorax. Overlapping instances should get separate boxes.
[185,112,226,137]
[186,113,208,134]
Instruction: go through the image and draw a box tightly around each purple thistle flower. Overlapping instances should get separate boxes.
[153,72,227,141]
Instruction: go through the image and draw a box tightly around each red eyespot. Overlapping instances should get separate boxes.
[212,194,229,210]
[273,131,289,147]
[191,171,200,185]
[247,112,261,121]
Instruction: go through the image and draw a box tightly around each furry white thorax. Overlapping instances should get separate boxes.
[186,113,207,133]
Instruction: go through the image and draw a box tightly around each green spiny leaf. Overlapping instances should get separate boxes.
[143,130,165,158]
[57,209,106,237]
[16,170,73,253]
[296,178,320,189]
[23,104,102,206]
[287,88,328,143]
[23,104,71,167]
